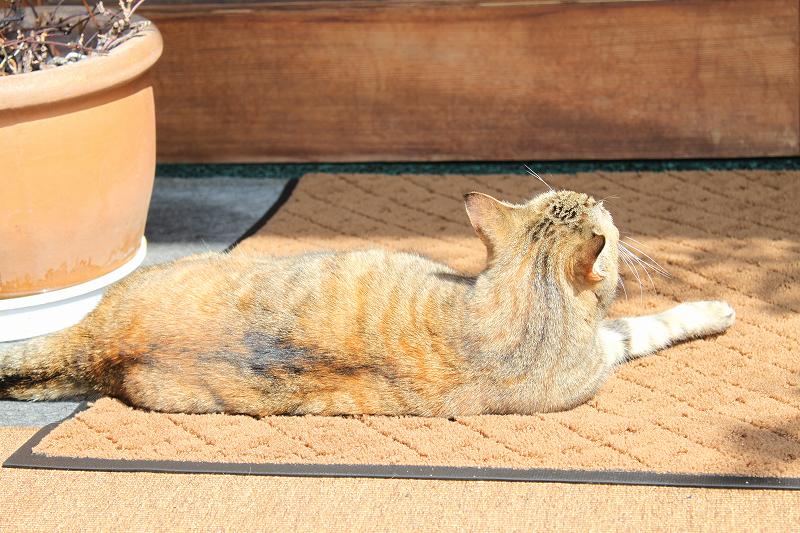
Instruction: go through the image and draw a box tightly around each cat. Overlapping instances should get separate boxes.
[0,188,735,417]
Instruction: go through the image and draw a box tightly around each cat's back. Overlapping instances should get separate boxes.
[94,248,465,338]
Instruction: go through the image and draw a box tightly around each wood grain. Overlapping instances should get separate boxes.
[140,0,799,162]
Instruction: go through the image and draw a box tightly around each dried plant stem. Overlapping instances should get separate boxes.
[1,0,150,75]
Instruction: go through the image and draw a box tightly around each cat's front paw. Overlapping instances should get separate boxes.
[678,300,736,335]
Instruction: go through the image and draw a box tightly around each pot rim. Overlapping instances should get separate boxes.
[0,11,163,111]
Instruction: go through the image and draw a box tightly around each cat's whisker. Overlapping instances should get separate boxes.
[618,241,670,278]
[621,235,656,256]
[620,237,671,277]
[619,251,644,300]
[523,164,554,191]
[628,252,669,280]
[621,234,650,248]
[621,247,655,290]
[620,246,660,290]
[617,275,628,301]
[621,251,645,297]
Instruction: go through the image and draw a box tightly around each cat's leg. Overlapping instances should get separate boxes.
[598,300,735,366]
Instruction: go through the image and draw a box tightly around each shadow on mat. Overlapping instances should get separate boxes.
[728,409,800,476]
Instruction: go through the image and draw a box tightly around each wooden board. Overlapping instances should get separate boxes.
[140,0,799,162]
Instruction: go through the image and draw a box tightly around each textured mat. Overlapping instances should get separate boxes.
[7,171,800,487]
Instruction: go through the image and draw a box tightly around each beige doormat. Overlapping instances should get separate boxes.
[6,171,800,488]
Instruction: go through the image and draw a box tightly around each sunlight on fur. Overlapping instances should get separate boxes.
[0,181,735,416]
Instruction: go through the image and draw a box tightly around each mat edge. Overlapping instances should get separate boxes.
[5,411,800,490]
[224,177,299,252]
[5,171,798,491]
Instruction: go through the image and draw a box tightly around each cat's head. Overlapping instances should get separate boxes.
[464,189,619,305]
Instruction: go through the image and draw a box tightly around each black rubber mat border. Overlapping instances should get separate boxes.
[224,178,299,252]
[4,406,800,490]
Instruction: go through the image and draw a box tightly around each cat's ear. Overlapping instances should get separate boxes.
[572,234,608,284]
[464,192,514,260]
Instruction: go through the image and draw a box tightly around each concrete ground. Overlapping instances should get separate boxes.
[0,177,288,427]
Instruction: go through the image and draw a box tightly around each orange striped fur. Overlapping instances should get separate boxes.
[0,189,735,416]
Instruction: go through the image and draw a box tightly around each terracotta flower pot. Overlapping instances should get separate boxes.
[0,12,163,341]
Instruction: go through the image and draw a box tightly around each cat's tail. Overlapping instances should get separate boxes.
[0,326,97,401]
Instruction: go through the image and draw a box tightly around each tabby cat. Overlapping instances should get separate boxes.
[0,188,735,416]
